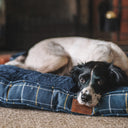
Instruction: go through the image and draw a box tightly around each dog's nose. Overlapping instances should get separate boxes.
[81,93,92,102]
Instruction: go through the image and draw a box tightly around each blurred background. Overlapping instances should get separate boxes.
[0,0,128,51]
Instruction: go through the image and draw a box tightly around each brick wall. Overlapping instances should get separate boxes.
[92,0,128,44]
[113,0,128,44]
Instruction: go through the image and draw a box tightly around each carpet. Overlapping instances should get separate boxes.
[0,107,128,128]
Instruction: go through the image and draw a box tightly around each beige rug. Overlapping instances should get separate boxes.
[0,107,128,128]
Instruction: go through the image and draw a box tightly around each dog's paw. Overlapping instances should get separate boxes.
[5,60,20,66]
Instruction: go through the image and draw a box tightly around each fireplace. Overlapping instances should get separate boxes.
[4,0,92,50]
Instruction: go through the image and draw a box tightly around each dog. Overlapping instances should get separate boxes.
[5,37,128,76]
[5,37,128,107]
[70,61,128,107]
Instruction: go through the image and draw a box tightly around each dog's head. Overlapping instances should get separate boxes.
[70,61,128,107]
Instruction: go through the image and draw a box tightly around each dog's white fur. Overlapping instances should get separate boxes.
[6,37,128,75]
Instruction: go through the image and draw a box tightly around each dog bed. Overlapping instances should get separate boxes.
[0,54,128,117]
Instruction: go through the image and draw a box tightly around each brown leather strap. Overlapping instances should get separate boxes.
[71,99,92,115]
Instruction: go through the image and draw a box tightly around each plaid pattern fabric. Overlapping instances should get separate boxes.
[0,80,75,113]
[93,87,128,116]
[0,65,128,116]
[0,65,76,113]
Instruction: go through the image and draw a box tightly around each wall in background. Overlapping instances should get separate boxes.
[113,0,128,44]
[0,0,5,49]
[5,0,91,51]
[0,0,127,51]
[92,0,128,45]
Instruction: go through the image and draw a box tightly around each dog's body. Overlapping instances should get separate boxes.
[6,37,128,76]
[6,37,128,107]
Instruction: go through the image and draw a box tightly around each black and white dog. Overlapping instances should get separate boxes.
[71,61,128,107]
[5,37,128,107]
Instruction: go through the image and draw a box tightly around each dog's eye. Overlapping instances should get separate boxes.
[79,77,86,84]
[97,79,103,86]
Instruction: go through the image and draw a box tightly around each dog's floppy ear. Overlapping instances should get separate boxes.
[108,64,128,86]
[70,63,85,83]
[70,63,85,92]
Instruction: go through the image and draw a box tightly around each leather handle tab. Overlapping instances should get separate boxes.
[71,99,92,115]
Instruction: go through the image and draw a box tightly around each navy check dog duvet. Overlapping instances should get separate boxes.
[0,65,128,116]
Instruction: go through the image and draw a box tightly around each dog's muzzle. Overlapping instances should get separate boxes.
[81,92,92,103]
[77,87,101,107]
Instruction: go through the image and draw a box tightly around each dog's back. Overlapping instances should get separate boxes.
[6,37,128,76]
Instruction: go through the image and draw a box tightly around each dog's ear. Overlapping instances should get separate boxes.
[70,63,85,92]
[70,63,85,83]
[108,64,128,86]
